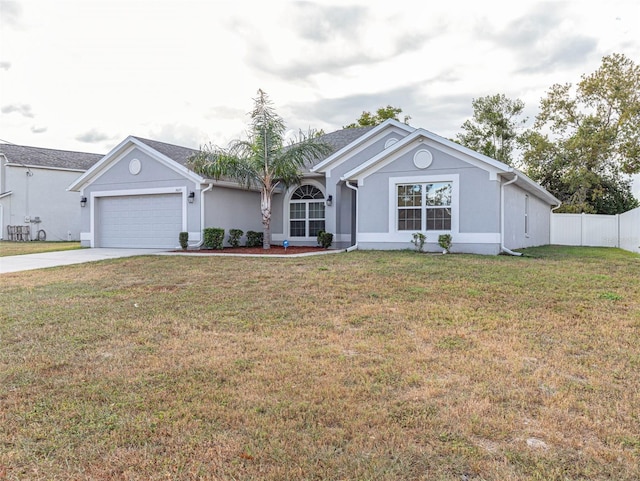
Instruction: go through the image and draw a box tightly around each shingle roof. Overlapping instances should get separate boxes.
[130,136,200,167]
[0,143,104,170]
[314,126,375,156]
[133,127,374,172]
[302,127,375,174]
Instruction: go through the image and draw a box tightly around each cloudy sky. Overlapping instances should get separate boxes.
[1,0,638,155]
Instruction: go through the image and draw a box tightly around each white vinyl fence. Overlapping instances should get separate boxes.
[620,207,640,254]
[551,207,640,253]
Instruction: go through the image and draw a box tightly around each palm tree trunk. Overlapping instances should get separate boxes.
[261,188,271,249]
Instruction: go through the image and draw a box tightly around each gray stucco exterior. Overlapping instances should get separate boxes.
[69,121,559,254]
[203,186,263,243]
[311,120,559,254]
[503,182,551,250]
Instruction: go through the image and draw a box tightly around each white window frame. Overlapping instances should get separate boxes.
[285,181,326,240]
[388,174,459,237]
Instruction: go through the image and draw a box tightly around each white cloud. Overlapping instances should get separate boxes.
[1,103,34,117]
[0,1,22,27]
[0,0,637,152]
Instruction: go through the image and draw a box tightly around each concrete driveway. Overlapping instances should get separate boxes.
[0,248,168,274]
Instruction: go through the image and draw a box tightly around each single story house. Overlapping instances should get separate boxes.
[0,143,103,241]
[68,119,560,254]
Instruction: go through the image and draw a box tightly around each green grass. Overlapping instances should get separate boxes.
[0,241,83,257]
[1,246,639,480]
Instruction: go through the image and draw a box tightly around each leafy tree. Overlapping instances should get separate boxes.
[521,53,640,213]
[455,93,527,165]
[344,105,409,128]
[188,90,332,249]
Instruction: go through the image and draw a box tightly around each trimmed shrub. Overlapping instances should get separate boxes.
[411,232,426,252]
[178,232,189,250]
[317,230,334,249]
[438,234,452,253]
[203,227,225,250]
[228,229,244,248]
[246,230,263,248]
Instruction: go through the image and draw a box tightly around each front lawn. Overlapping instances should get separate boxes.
[0,241,82,257]
[1,247,639,480]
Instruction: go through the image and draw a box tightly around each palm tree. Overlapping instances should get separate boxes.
[188,90,332,249]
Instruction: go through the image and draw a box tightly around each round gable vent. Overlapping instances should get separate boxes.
[413,149,433,169]
[129,158,142,175]
[384,137,399,148]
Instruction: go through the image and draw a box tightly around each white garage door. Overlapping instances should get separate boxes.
[97,194,182,248]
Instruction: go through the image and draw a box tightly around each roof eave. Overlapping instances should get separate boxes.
[311,119,415,173]
[68,136,206,192]
[501,170,561,205]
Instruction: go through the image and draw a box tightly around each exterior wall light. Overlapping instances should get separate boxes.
[188,191,195,203]
[80,196,87,207]
[326,195,333,206]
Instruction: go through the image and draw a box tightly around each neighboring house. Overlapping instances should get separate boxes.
[68,120,560,254]
[0,143,103,241]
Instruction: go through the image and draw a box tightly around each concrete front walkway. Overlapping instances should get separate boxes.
[0,248,168,274]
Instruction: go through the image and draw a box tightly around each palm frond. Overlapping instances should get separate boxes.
[188,143,263,189]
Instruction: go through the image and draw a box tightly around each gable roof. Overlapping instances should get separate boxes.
[314,126,376,157]
[295,126,375,174]
[68,135,206,192]
[312,119,415,174]
[340,127,560,206]
[130,136,199,166]
[0,143,103,171]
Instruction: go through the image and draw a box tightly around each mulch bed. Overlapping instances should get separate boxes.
[177,246,333,255]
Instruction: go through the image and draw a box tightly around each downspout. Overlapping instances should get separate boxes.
[195,183,213,248]
[345,181,358,251]
[500,174,522,256]
[550,202,562,246]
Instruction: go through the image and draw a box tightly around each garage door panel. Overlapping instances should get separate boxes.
[97,194,182,248]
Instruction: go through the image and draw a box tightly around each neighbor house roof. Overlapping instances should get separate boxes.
[0,143,103,171]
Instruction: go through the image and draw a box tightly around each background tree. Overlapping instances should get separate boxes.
[344,105,409,128]
[188,90,332,249]
[455,93,527,165]
[520,53,640,213]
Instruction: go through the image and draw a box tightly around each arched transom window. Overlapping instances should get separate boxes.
[289,185,325,237]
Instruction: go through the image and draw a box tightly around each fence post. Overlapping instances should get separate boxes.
[581,212,585,246]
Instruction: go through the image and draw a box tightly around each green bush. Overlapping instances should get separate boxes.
[438,234,452,253]
[317,230,334,249]
[203,227,225,250]
[411,232,426,252]
[246,230,263,248]
[178,232,189,250]
[228,229,244,248]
